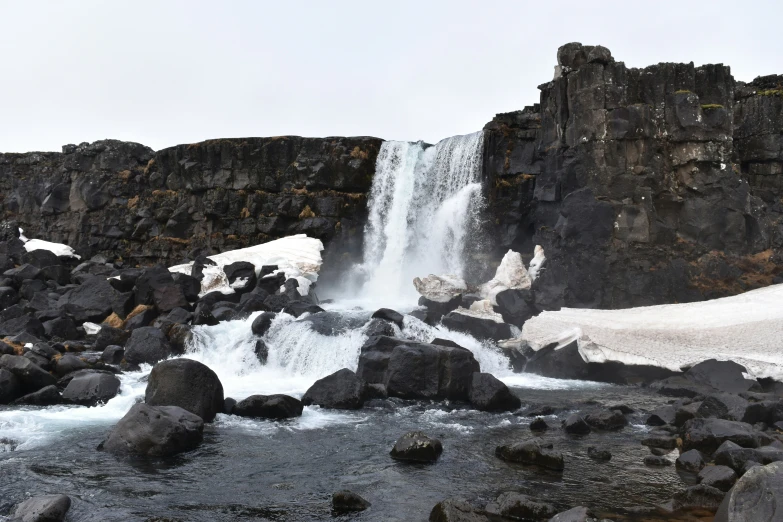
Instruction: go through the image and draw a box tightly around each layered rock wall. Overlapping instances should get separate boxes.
[484,44,782,309]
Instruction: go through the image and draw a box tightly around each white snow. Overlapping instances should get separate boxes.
[82,322,101,336]
[18,228,81,259]
[521,283,783,382]
[168,234,323,298]
[528,245,546,281]
[412,274,467,303]
[478,249,535,305]
[453,299,505,323]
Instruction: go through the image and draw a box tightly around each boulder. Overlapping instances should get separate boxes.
[548,506,597,522]
[102,403,204,457]
[697,394,749,421]
[676,449,707,473]
[587,446,612,461]
[413,274,467,303]
[494,288,535,328]
[682,418,760,454]
[389,431,443,463]
[698,465,738,492]
[12,385,62,406]
[101,345,125,365]
[0,315,45,339]
[0,354,56,393]
[12,494,71,522]
[495,440,565,471]
[62,372,121,406]
[42,316,79,341]
[468,372,521,412]
[363,318,396,337]
[145,358,224,422]
[714,462,783,522]
[223,261,257,291]
[301,368,366,410]
[418,295,462,324]
[54,354,89,376]
[232,394,303,419]
[429,499,489,522]
[332,491,371,513]
[584,409,628,431]
[644,455,672,466]
[684,360,760,394]
[282,301,324,317]
[251,312,276,336]
[441,311,512,341]
[56,276,116,323]
[530,417,550,432]
[356,336,480,401]
[134,265,188,312]
[646,405,677,426]
[563,414,591,435]
[672,484,725,513]
[94,325,130,351]
[123,327,172,365]
[0,368,21,404]
[371,308,404,328]
[713,441,783,472]
[485,492,556,520]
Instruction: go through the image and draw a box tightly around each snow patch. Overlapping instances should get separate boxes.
[169,234,323,298]
[479,248,543,305]
[18,229,81,259]
[521,284,783,382]
[412,274,467,303]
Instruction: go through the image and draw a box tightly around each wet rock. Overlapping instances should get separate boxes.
[12,494,71,522]
[56,276,116,323]
[641,432,678,452]
[429,498,489,522]
[332,490,371,513]
[223,397,236,414]
[585,409,627,431]
[103,403,204,457]
[684,360,760,394]
[281,301,323,317]
[12,385,62,406]
[145,358,224,422]
[682,418,759,454]
[676,449,707,473]
[530,417,550,432]
[672,484,725,513]
[469,372,521,412]
[563,414,591,435]
[223,261,257,291]
[494,288,535,328]
[742,400,783,425]
[698,465,737,492]
[441,311,512,341]
[363,318,396,337]
[133,265,188,312]
[697,394,749,421]
[42,316,79,341]
[53,354,89,377]
[100,345,124,365]
[253,339,268,364]
[123,306,158,330]
[123,326,172,365]
[495,440,565,471]
[587,446,611,461]
[371,308,404,328]
[485,492,557,520]
[548,506,599,522]
[0,368,21,404]
[646,405,677,426]
[0,354,56,393]
[232,394,303,419]
[644,455,672,466]
[251,312,276,336]
[713,440,783,472]
[390,431,443,463]
[62,372,120,406]
[94,325,130,351]
[301,368,367,410]
[714,461,783,521]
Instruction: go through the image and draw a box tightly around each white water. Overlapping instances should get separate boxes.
[356,132,486,307]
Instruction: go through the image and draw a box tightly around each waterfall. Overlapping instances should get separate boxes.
[357,131,486,305]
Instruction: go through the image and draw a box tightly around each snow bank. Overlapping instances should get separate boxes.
[412,274,467,303]
[521,283,783,382]
[168,234,323,298]
[18,229,81,259]
[478,248,538,305]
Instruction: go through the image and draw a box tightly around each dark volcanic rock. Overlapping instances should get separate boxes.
[495,439,565,470]
[12,385,62,406]
[371,308,404,328]
[682,418,759,454]
[56,276,116,323]
[698,465,738,492]
[563,414,592,435]
[103,403,204,457]
[134,265,189,312]
[584,409,628,431]
[468,372,521,412]
[12,494,71,522]
[332,490,371,513]
[232,394,303,419]
[390,431,443,463]
[301,368,366,410]
[714,461,783,522]
[530,417,550,432]
[587,446,612,461]
[54,354,89,377]
[101,345,125,365]
[0,368,21,404]
[676,449,707,473]
[644,455,672,467]
[251,312,276,336]
[441,311,512,341]
[672,484,725,513]
[62,372,121,406]
[94,325,130,351]
[145,358,224,422]
[485,492,557,520]
[684,360,760,394]
[0,354,57,393]
[124,327,172,365]
[429,499,489,522]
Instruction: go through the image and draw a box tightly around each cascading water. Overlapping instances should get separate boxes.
[357,131,486,306]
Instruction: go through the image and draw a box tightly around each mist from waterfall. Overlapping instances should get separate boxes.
[355,131,486,306]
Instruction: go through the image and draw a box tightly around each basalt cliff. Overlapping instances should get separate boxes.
[1,43,781,309]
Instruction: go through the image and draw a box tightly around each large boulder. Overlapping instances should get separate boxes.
[145,358,224,422]
[133,265,188,312]
[371,308,404,328]
[714,461,783,522]
[251,312,276,336]
[62,372,121,406]
[301,368,366,410]
[332,491,371,513]
[356,336,480,401]
[12,385,62,406]
[123,327,172,365]
[682,418,760,454]
[102,403,204,457]
[56,276,116,323]
[441,310,512,341]
[94,325,130,351]
[223,261,257,292]
[389,431,443,463]
[485,492,557,520]
[469,372,521,412]
[0,354,56,393]
[684,360,760,394]
[429,499,489,522]
[0,367,21,404]
[11,494,71,522]
[232,394,303,419]
[699,465,738,492]
[495,440,565,471]
[584,409,628,431]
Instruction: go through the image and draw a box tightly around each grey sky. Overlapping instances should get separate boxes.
[1,0,781,153]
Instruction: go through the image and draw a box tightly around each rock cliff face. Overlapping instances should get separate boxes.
[484,43,782,309]
[0,137,381,267]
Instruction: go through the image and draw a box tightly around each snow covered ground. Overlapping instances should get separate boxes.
[521,283,783,382]
[18,229,81,259]
[168,234,323,297]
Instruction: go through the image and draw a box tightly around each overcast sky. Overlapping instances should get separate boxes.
[1,0,781,153]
